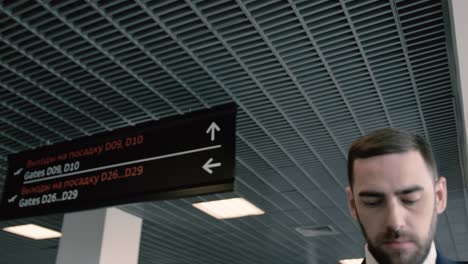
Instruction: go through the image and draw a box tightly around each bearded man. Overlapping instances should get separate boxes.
[346,128,467,264]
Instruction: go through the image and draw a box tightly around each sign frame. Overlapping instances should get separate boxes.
[0,103,237,220]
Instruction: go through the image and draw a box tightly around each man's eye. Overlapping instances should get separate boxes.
[362,200,382,207]
[402,199,417,205]
[401,193,421,205]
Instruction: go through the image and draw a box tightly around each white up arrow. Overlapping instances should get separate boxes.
[206,122,220,141]
[203,158,221,174]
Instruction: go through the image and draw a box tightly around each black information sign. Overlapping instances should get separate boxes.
[0,103,237,220]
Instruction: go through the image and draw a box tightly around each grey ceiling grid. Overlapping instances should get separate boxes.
[137,1,365,250]
[0,0,467,263]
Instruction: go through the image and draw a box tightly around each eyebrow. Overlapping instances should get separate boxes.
[358,191,385,198]
[358,186,424,198]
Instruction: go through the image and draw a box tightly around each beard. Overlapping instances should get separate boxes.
[357,208,437,264]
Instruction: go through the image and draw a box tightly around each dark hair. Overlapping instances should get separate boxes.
[347,128,437,188]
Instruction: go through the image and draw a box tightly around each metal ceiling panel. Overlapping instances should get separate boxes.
[0,0,467,263]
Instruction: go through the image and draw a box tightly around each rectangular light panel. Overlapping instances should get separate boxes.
[340,258,364,264]
[3,224,62,240]
[193,197,264,219]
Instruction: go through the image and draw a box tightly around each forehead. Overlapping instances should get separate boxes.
[352,150,434,191]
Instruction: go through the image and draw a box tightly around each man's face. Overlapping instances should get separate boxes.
[346,150,447,264]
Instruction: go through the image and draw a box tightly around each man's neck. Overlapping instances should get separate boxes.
[364,242,437,264]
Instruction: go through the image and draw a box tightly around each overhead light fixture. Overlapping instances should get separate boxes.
[339,258,364,264]
[193,197,264,219]
[295,225,338,237]
[3,224,62,240]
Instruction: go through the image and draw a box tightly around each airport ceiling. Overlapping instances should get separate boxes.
[0,0,468,263]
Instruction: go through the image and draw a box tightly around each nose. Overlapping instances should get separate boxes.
[385,198,405,232]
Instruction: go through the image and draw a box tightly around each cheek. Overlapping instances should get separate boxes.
[411,193,435,216]
[356,207,383,237]
[408,198,435,232]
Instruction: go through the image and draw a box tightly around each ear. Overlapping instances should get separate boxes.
[346,186,358,220]
[435,176,447,214]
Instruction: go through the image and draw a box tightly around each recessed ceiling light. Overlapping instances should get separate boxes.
[193,197,265,219]
[3,224,62,240]
[295,225,338,237]
[339,258,364,264]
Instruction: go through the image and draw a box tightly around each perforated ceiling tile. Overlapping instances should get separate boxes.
[0,0,467,263]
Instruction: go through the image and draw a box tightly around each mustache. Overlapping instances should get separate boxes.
[378,228,414,242]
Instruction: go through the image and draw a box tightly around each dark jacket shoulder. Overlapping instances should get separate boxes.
[436,253,468,264]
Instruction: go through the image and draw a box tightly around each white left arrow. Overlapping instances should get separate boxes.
[206,122,221,141]
[203,158,221,174]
